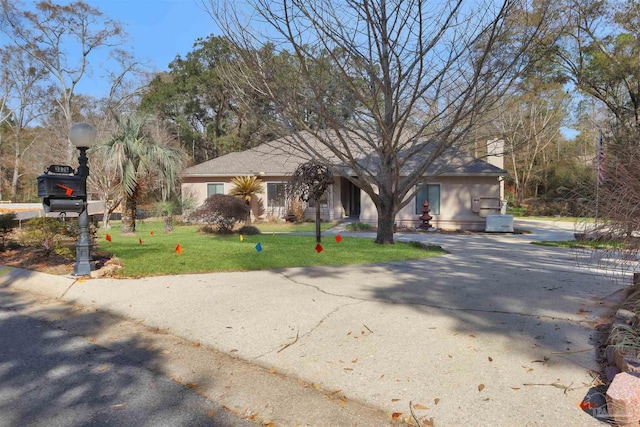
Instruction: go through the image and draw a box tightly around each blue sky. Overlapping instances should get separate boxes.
[77,0,219,96]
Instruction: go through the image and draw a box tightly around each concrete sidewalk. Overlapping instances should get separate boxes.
[0,219,629,426]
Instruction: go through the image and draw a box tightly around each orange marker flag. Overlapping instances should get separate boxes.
[335,235,342,243]
[175,243,182,254]
[139,238,143,245]
[105,234,112,242]
[150,230,155,236]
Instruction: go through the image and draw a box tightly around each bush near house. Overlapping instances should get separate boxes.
[346,222,372,231]
[237,225,261,235]
[190,194,249,234]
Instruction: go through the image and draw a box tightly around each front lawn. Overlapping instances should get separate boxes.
[532,240,624,249]
[98,221,445,277]
[251,221,338,233]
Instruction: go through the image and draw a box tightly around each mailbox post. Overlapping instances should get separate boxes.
[38,123,97,276]
[69,122,97,276]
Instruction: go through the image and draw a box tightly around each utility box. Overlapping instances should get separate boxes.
[485,214,514,233]
[37,170,86,213]
[472,196,502,218]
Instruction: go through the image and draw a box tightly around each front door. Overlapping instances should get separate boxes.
[340,177,361,218]
[349,182,360,218]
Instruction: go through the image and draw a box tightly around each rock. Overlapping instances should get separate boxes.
[616,309,638,325]
[90,264,121,278]
[606,365,622,383]
[606,372,640,426]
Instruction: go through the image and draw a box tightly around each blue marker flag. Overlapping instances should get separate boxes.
[255,242,263,252]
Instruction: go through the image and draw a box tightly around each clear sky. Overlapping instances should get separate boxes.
[77,0,219,96]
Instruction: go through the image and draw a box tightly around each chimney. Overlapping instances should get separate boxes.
[486,139,504,169]
[487,138,506,205]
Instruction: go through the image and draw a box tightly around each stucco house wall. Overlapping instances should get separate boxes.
[356,175,501,231]
[181,134,507,230]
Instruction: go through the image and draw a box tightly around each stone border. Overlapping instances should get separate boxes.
[604,275,640,425]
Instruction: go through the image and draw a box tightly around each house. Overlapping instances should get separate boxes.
[181,132,507,231]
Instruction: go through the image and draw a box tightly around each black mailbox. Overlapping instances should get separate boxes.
[37,174,86,199]
[43,198,85,213]
[37,173,86,213]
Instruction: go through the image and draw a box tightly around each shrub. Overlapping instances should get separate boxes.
[190,194,249,234]
[286,197,305,222]
[238,225,261,235]
[345,222,372,231]
[0,213,18,250]
[19,217,98,256]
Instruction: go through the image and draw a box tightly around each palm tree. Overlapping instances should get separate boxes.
[95,115,185,234]
[229,175,264,223]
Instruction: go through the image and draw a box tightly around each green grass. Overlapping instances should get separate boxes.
[516,216,595,223]
[506,205,527,216]
[532,240,624,249]
[251,221,337,233]
[98,221,445,277]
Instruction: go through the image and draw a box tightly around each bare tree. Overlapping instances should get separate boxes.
[495,87,568,202]
[288,161,335,243]
[206,0,552,243]
[0,0,127,127]
[0,45,48,201]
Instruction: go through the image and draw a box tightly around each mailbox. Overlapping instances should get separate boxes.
[43,198,85,213]
[37,174,86,199]
[37,171,86,213]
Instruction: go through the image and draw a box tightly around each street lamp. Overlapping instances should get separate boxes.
[69,122,97,276]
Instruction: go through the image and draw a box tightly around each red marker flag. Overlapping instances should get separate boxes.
[139,238,143,245]
[315,243,323,253]
[175,243,182,254]
[335,235,342,243]
[105,234,112,242]
[56,183,74,196]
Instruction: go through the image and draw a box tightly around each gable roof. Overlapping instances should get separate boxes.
[182,132,506,178]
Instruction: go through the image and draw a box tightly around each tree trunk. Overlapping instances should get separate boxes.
[315,199,321,243]
[164,215,174,233]
[375,196,395,244]
[102,200,112,230]
[121,193,137,234]
[245,199,252,224]
[10,153,19,202]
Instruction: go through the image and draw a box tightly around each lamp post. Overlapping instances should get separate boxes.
[68,122,97,276]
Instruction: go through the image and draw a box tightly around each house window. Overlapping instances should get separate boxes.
[415,184,440,215]
[207,183,224,197]
[267,183,286,207]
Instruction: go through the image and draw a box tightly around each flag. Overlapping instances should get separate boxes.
[139,238,143,245]
[255,242,262,252]
[150,230,155,236]
[240,234,244,242]
[315,243,323,253]
[335,235,342,243]
[597,129,605,184]
[105,234,112,242]
[175,243,182,254]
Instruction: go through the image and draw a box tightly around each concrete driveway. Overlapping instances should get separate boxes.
[0,219,627,426]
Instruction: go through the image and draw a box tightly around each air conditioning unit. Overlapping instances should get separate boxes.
[485,214,514,233]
